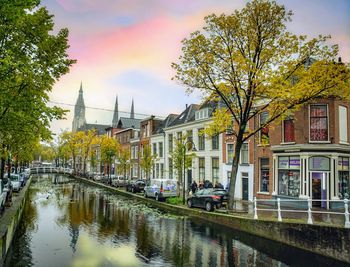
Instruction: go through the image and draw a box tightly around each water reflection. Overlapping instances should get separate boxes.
[5,174,348,267]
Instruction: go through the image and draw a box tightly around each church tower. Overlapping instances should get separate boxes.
[130,98,135,119]
[72,82,86,132]
[112,94,119,127]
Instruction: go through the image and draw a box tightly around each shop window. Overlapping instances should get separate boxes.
[260,158,269,192]
[338,157,349,199]
[278,156,300,197]
[259,112,269,144]
[283,117,295,143]
[310,105,328,142]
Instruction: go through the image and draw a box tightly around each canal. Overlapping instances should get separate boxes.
[4,174,348,267]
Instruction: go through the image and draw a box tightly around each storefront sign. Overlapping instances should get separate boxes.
[278,157,289,169]
[309,156,330,171]
[278,156,300,169]
[289,157,300,169]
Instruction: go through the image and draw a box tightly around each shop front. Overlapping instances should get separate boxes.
[272,152,350,210]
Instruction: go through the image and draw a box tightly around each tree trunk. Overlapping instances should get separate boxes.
[0,156,5,180]
[228,140,243,210]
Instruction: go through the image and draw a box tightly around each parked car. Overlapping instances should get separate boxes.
[144,179,177,201]
[126,179,146,193]
[93,173,103,181]
[187,188,228,212]
[0,180,7,214]
[9,174,21,192]
[111,176,126,187]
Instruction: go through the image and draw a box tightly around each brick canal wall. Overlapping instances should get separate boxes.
[0,177,32,266]
[74,176,350,263]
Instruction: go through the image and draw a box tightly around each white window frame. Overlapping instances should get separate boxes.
[339,105,348,144]
[309,104,330,143]
[239,142,249,164]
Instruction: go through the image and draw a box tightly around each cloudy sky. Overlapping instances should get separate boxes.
[42,0,350,134]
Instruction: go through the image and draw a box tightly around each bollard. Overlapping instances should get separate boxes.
[344,199,350,229]
[254,197,258,220]
[277,198,282,222]
[307,198,313,225]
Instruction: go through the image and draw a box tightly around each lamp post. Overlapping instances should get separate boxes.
[183,140,196,205]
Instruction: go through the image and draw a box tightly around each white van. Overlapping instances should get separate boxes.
[144,179,177,201]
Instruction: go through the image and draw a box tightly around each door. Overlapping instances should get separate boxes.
[242,178,249,200]
[312,172,327,208]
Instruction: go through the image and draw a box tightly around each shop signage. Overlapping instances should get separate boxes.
[278,156,300,169]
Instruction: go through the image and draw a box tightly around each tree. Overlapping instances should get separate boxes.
[116,146,131,184]
[139,145,156,180]
[171,136,195,197]
[78,129,98,175]
[61,131,80,174]
[0,0,75,178]
[172,0,350,209]
[100,136,119,181]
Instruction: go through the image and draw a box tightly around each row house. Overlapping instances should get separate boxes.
[255,98,350,209]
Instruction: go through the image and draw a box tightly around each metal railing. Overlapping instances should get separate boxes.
[253,197,350,229]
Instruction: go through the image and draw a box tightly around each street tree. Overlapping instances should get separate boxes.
[0,0,75,177]
[78,129,98,176]
[100,136,119,180]
[139,145,156,180]
[116,146,131,184]
[61,131,80,174]
[172,0,350,208]
[171,136,195,197]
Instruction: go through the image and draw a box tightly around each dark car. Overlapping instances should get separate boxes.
[126,179,146,193]
[187,188,228,212]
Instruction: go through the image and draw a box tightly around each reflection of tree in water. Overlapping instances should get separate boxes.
[135,213,157,260]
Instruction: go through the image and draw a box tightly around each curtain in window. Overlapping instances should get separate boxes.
[283,119,295,142]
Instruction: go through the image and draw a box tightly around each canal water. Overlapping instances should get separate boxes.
[4,174,348,267]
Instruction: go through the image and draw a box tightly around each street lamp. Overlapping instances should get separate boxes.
[183,140,197,205]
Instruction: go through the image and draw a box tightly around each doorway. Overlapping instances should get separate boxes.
[311,172,327,208]
[242,177,248,200]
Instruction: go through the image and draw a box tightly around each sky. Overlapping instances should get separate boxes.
[42,0,350,134]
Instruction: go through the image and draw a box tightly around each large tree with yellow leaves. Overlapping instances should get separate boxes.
[172,0,350,208]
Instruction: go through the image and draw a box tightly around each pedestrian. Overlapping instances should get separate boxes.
[191,180,198,194]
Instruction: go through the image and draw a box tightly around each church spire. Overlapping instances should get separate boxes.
[72,82,86,132]
[130,98,134,119]
[112,94,119,127]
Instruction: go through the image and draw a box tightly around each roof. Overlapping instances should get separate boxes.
[77,123,109,135]
[169,104,200,127]
[117,117,141,129]
[154,113,179,134]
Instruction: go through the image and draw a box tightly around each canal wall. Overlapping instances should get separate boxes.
[73,176,350,264]
[0,177,32,267]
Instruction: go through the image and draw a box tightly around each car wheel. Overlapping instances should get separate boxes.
[205,202,213,212]
[187,199,192,208]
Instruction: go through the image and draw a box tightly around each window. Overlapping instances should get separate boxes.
[283,117,295,143]
[156,163,159,178]
[338,157,349,199]
[158,142,163,157]
[177,131,182,140]
[198,129,205,150]
[240,143,249,164]
[160,163,164,178]
[153,143,157,156]
[152,164,155,178]
[169,159,173,179]
[339,106,348,143]
[278,156,300,197]
[131,146,135,159]
[310,105,328,141]
[259,112,269,144]
[212,135,219,150]
[212,158,219,182]
[199,158,205,181]
[168,134,173,153]
[260,158,269,192]
[135,146,138,159]
[227,144,234,164]
[187,130,193,150]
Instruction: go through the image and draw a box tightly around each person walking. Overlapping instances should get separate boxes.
[191,180,198,194]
